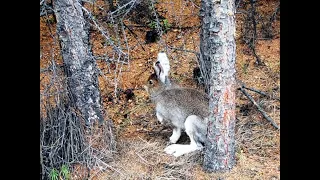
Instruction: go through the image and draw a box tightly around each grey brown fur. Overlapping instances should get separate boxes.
[144,73,209,156]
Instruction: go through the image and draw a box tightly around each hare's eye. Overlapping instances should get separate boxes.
[149,80,153,84]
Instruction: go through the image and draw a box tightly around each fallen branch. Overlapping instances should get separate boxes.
[243,85,267,96]
[238,86,280,130]
[242,85,280,101]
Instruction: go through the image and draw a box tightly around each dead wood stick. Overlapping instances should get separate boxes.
[242,85,267,96]
[242,85,280,101]
[239,87,280,130]
[135,152,155,166]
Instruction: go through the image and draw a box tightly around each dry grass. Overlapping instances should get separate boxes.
[90,138,204,180]
[88,125,279,179]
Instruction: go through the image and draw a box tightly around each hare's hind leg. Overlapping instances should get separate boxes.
[184,115,205,148]
[164,115,203,157]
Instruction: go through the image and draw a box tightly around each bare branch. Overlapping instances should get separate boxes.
[122,22,146,51]
[95,56,128,65]
[81,6,127,56]
[110,0,137,15]
[168,45,199,55]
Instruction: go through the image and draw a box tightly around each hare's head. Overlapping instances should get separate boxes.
[143,73,165,95]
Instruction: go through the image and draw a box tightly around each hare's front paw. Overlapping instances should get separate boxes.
[169,134,179,144]
[169,128,181,144]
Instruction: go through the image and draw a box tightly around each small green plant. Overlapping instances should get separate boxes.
[49,168,59,180]
[148,21,157,29]
[162,19,171,32]
[60,165,71,180]
[49,165,71,180]
[148,19,171,33]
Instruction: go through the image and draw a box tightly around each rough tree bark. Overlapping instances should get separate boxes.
[200,0,236,172]
[54,0,105,126]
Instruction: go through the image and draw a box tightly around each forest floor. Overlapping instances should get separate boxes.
[40,0,280,179]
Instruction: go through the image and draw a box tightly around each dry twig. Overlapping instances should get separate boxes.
[238,86,280,130]
[242,85,280,101]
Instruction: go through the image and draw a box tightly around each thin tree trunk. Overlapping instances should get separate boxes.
[200,0,236,172]
[54,0,105,126]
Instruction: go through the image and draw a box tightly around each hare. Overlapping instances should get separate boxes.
[144,72,209,157]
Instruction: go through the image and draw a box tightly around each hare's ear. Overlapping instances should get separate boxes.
[157,52,170,77]
[153,52,170,84]
[153,61,162,79]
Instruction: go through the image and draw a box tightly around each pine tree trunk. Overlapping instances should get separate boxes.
[200,0,237,172]
[54,0,105,126]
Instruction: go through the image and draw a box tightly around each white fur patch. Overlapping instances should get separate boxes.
[164,144,202,157]
[169,128,181,144]
[156,52,170,84]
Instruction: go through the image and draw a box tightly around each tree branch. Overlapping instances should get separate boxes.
[122,22,146,51]
[238,86,280,130]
